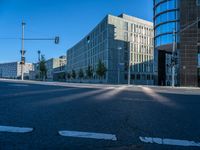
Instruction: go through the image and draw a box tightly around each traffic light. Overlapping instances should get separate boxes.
[55,36,59,44]
[198,20,200,29]
[20,57,25,65]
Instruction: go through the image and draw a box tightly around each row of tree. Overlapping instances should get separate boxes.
[66,60,107,82]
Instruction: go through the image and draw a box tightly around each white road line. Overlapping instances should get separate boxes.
[58,130,117,141]
[8,84,29,87]
[0,125,33,133]
[139,136,200,147]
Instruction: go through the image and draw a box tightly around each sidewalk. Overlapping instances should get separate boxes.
[0,78,199,90]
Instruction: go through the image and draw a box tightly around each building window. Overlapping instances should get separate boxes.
[198,19,200,29]
[123,22,128,31]
[197,0,200,6]
[198,45,200,53]
[136,74,140,80]
[124,74,128,80]
[131,74,135,80]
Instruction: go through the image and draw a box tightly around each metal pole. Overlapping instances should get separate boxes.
[38,50,41,79]
[21,21,25,80]
[117,47,121,84]
[128,46,131,85]
[172,30,176,87]
[118,63,120,85]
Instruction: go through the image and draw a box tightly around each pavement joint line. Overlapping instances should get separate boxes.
[58,130,117,141]
[139,136,200,147]
[0,125,33,133]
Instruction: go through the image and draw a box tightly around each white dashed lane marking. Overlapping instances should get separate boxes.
[8,84,29,87]
[0,125,33,133]
[139,136,200,147]
[58,130,117,141]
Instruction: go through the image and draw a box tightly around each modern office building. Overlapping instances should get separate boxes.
[154,0,200,87]
[66,14,154,84]
[0,62,33,79]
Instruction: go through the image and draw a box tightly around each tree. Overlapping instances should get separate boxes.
[39,55,47,81]
[78,68,84,82]
[67,72,71,79]
[96,60,107,82]
[71,70,76,79]
[66,72,71,80]
[58,72,66,81]
[86,65,93,79]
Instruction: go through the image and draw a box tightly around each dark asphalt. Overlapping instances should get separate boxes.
[0,80,200,150]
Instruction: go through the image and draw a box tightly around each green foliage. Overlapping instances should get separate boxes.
[39,55,47,80]
[71,70,76,79]
[96,60,107,80]
[58,72,66,80]
[78,68,84,79]
[66,72,71,80]
[86,65,93,79]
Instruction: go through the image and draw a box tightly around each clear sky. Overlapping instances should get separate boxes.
[0,0,153,63]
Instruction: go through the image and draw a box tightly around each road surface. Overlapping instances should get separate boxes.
[0,79,200,150]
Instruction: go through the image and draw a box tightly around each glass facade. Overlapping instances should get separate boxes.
[154,0,180,47]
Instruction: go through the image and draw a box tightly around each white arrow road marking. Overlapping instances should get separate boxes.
[58,130,117,141]
[0,125,33,133]
[139,136,200,147]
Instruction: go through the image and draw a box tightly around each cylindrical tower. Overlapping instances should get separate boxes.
[153,0,180,86]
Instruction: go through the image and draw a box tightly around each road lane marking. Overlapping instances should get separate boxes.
[8,84,29,87]
[58,130,117,141]
[139,136,200,147]
[0,125,33,133]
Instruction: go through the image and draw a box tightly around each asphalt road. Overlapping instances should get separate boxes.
[0,79,200,150]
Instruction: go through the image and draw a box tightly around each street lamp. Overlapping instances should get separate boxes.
[117,47,122,84]
[128,45,131,86]
[37,50,41,79]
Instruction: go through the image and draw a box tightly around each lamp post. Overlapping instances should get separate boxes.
[38,50,41,79]
[128,46,131,86]
[117,47,122,84]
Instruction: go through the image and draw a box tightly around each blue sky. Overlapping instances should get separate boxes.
[0,0,153,63]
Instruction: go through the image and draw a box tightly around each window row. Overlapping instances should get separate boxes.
[130,43,153,54]
[155,10,179,26]
[119,21,153,36]
[155,34,174,47]
[155,0,178,15]
[124,74,154,80]
[155,22,179,36]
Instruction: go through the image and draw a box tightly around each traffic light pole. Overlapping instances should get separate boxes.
[19,21,59,81]
[21,21,26,80]
[172,30,176,87]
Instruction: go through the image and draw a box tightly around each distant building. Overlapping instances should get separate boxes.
[66,14,154,84]
[0,62,33,79]
[53,65,66,81]
[29,56,66,81]
[46,56,66,80]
